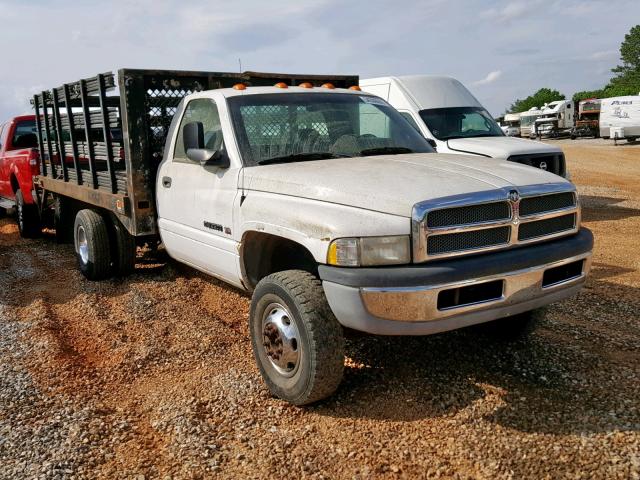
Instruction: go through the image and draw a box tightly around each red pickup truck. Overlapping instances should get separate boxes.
[0,115,41,237]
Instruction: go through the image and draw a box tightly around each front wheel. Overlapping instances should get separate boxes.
[15,189,41,238]
[250,270,344,405]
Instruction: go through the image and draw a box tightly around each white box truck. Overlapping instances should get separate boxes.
[360,75,567,177]
[599,95,640,142]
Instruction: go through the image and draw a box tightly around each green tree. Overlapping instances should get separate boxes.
[508,88,565,113]
[573,89,605,103]
[606,24,640,96]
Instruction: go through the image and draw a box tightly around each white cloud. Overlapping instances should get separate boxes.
[473,70,503,86]
[590,50,618,60]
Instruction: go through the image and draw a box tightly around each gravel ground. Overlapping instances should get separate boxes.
[0,142,639,479]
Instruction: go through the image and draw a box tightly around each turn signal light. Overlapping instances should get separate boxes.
[233,83,247,90]
[299,82,313,88]
[274,82,288,88]
[321,83,335,89]
[349,85,361,91]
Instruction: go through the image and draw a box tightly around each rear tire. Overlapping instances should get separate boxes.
[250,270,344,405]
[110,218,136,276]
[54,196,74,244]
[15,189,41,238]
[74,209,111,280]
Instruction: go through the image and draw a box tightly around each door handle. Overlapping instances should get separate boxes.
[162,176,172,188]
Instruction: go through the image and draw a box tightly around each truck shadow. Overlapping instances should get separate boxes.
[317,264,640,436]
[580,195,640,222]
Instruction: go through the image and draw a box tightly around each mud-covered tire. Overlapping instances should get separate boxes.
[53,195,74,244]
[15,189,40,238]
[250,270,344,405]
[477,308,544,341]
[74,209,111,281]
[110,218,136,276]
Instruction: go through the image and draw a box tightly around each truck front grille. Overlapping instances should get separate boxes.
[507,153,566,177]
[519,192,576,216]
[427,202,510,228]
[518,213,576,241]
[427,227,510,255]
[415,185,580,261]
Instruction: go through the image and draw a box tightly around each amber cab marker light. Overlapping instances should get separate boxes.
[349,85,361,91]
[233,83,246,90]
[321,83,335,89]
[299,82,313,88]
[274,82,288,88]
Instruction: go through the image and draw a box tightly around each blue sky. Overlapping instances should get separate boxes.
[1,0,638,119]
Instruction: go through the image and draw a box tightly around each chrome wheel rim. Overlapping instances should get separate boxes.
[261,302,301,377]
[77,225,89,265]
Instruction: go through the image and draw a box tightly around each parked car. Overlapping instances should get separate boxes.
[359,75,567,177]
[30,69,593,405]
[0,115,41,236]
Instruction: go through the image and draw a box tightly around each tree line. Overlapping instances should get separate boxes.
[507,25,640,113]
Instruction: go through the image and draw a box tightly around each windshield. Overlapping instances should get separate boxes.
[227,93,434,166]
[418,107,504,141]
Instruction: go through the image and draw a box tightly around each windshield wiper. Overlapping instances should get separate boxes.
[359,147,414,156]
[257,152,350,166]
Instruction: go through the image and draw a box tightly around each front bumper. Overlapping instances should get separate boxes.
[319,228,593,335]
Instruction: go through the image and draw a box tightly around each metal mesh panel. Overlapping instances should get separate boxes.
[427,227,511,255]
[519,192,576,217]
[518,214,576,241]
[146,88,194,161]
[427,202,511,228]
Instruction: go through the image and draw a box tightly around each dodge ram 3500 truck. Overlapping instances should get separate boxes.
[32,69,593,405]
[0,114,42,236]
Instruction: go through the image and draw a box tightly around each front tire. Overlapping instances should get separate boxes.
[74,209,111,280]
[15,189,40,238]
[250,270,344,405]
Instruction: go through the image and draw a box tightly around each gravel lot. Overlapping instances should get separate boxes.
[1,140,639,479]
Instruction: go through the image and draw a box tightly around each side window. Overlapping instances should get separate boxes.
[399,112,421,132]
[174,98,223,162]
[359,102,390,138]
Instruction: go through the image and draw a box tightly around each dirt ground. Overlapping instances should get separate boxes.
[0,139,639,479]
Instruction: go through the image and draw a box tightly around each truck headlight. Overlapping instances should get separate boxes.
[327,236,410,267]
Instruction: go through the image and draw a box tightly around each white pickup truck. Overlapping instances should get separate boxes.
[32,70,593,405]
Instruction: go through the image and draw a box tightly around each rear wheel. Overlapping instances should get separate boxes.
[110,218,136,276]
[74,209,111,280]
[54,195,74,243]
[250,270,344,405]
[15,189,41,238]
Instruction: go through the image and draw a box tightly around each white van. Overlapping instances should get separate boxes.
[599,95,640,141]
[360,75,567,177]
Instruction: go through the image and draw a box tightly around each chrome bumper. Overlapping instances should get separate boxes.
[359,253,591,322]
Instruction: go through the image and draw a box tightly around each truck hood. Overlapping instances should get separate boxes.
[244,153,569,217]
[446,136,561,159]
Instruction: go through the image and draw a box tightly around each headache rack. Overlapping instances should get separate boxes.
[32,69,358,236]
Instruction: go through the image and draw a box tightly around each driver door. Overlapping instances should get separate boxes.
[157,98,242,286]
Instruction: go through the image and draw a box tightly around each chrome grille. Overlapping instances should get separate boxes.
[518,214,576,241]
[427,202,510,228]
[428,227,510,255]
[413,184,581,262]
[520,192,576,217]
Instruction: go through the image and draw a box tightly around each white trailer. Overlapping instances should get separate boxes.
[520,108,543,138]
[599,95,640,141]
[502,112,521,136]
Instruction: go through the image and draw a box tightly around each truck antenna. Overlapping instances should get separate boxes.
[238,58,242,73]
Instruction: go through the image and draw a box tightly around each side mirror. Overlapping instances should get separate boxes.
[183,121,229,168]
[426,138,438,151]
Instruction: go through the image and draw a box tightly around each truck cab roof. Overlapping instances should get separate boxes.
[187,85,368,101]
